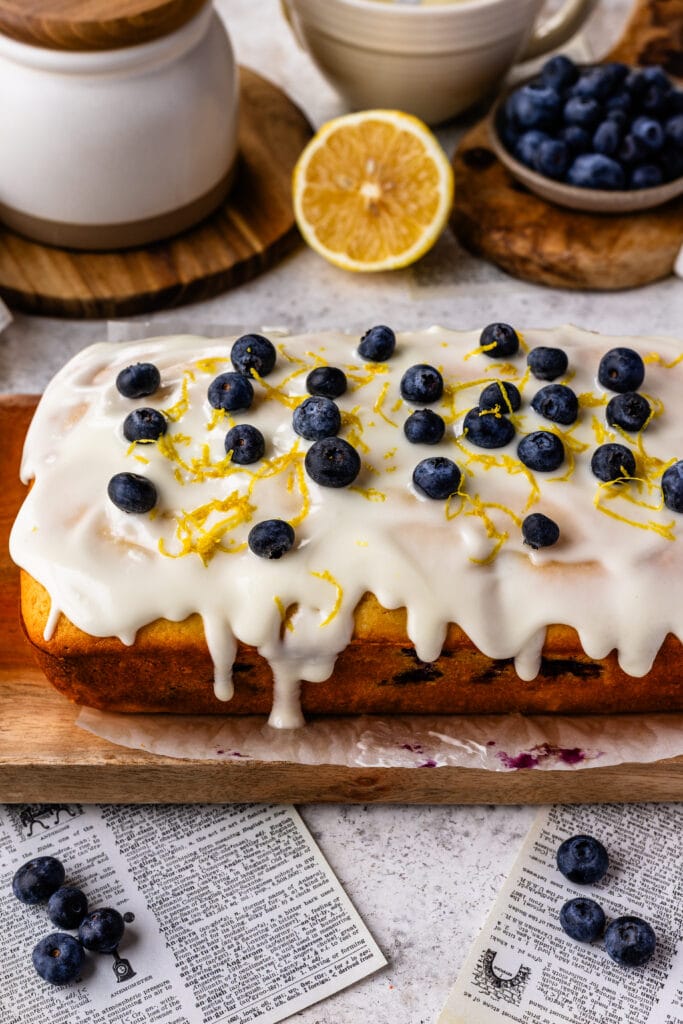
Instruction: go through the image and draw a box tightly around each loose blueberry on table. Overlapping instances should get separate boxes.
[556,834,609,884]
[559,897,606,942]
[502,57,683,189]
[32,933,84,985]
[604,916,657,966]
[78,908,126,953]
[48,887,89,930]
[12,856,65,904]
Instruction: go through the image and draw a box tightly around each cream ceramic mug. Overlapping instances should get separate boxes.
[282,0,598,124]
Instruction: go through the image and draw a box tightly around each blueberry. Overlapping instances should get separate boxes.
[556,834,609,884]
[123,407,167,443]
[527,346,568,381]
[514,83,562,129]
[306,366,347,399]
[247,519,295,559]
[592,120,622,156]
[515,130,550,168]
[662,461,683,512]
[598,347,645,392]
[606,392,651,432]
[606,91,632,116]
[632,116,665,151]
[305,437,361,488]
[567,154,625,190]
[522,512,560,549]
[666,113,683,147]
[32,933,84,985]
[605,916,656,967]
[78,908,125,953]
[517,431,565,472]
[479,381,521,413]
[559,125,591,154]
[48,887,89,930]
[359,325,395,362]
[619,133,648,166]
[400,364,444,404]
[642,83,670,116]
[641,66,671,92]
[404,409,446,445]
[560,898,606,942]
[224,424,265,465]
[625,70,648,100]
[574,66,622,100]
[631,164,663,188]
[479,322,520,358]
[531,384,578,425]
[535,139,569,179]
[107,472,158,514]
[207,372,253,412]
[564,96,602,128]
[540,54,578,92]
[116,362,160,399]
[12,856,65,904]
[606,108,629,130]
[293,396,341,440]
[463,407,516,449]
[667,90,683,116]
[230,333,276,378]
[591,443,636,482]
[413,457,461,500]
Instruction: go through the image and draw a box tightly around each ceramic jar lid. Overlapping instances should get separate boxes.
[0,0,207,51]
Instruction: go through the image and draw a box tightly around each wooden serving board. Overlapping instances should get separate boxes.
[0,67,312,319]
[451,0,683,290]
[2,395,682,804]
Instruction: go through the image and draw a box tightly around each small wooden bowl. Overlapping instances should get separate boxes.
[489,82,683,214]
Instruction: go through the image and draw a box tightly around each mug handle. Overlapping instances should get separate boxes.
[520,0,599,61]
[280,0,306,49]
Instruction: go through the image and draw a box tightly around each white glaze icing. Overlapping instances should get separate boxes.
[9,326,683,727]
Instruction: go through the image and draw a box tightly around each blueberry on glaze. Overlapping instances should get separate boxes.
[522,513,560,549]
[527,346,568,381]
[207,372,254,412]
[517,431,565,472]
[107,472,158,514]
[32,933,84,985]
[78,908,126,953]
[606,392,651,432]
[463,407,516,449]
[413,457,461,500]
[479,323,520,358]
[305,437,361,488]
[123,408,167,443]
[605,917,656,967]
[12,857,65,905]
[556,834,609,884]
[560,898,606,943]
[598,347,645,393]
[358,325,395,362]
[224,424,265,465]
[48,887,89,930]
[248,519,295,559]
[116,362,160,399]
[404,409,446,445]
[306,366,347,399]
[531,384,579,425]
[230,334,276,378]
[479,381,521,413]
[591,443,636,482]
[662,461,683,512]
[400,364,444,404]
[293,396,341,440]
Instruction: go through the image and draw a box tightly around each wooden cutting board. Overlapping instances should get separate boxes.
[2,395,682,803]
[0,67,312,319]
[451,0,683,290]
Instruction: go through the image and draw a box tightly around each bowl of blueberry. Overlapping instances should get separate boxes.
[490,55,683,213]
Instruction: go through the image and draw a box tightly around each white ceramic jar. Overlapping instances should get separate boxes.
[0,1,239,249]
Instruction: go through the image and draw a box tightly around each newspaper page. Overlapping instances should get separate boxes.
[439,804,683,1024]
[0,803,386,1024]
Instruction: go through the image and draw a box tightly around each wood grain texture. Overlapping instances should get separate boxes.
[0,67,312,319]
[2,395,682,804]
[451,0,683,291]
[0,0,206,51]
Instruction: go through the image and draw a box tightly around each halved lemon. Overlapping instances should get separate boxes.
[293,110,454,272]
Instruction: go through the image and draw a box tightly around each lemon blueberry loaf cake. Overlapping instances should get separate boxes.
[10,324,683,727]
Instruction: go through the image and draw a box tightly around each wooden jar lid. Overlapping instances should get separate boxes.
[0,0,208,52]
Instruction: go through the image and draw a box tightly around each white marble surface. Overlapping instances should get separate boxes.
[1,2,682,1022]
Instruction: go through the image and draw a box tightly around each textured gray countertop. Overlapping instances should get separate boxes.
[2,2,681,1021]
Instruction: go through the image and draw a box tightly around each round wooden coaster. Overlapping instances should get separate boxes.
[451,0,683,291]
[0,67,313,319]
